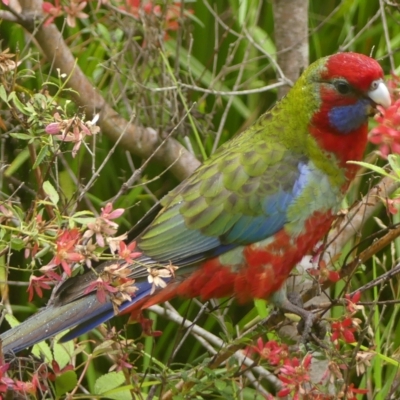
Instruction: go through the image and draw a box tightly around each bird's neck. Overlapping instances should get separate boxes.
[308,123,368,182]
[286,83,368,184]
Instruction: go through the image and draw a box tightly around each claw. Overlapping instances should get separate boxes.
[271,288,326,343]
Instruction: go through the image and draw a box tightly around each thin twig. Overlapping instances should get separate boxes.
[148,305,281,400]
[379,0,395,71]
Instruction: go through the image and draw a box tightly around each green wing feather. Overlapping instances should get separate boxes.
[137,126,306,262]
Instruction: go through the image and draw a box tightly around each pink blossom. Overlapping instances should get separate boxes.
[118,241,141,264]
[369,100,400,157]
[101,202,125,223]
[64,0,88,28]
[45,113,100,158]
[84,277,118,303]
[43,229,84,276]
[42,0,63,26]
[385,196,400,215]
[27,275,52,301]
[0,363,15,393]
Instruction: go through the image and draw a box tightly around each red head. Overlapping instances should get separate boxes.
[322,52,385,93]
[309,52,390,176]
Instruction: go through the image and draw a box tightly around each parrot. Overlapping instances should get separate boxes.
[0,52,391,354]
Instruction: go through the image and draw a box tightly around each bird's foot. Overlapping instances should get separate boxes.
[283,292,327,344]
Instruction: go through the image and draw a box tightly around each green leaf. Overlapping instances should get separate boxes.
[32,93,48,110]
[102,385,140,400]
[10,237,25,251]
[43,180,59,205]
[32,145,49,169]
[0,85,10,105]
[55,370,78,396]
[4,313,20,328]
[387,154,400,178]
[9,133,32,140]
[34,245,51,259]
[9,92,30,115]
[72,210,94,217]
[215,380,227,391]
[94,371,125,394]
[72,217,96,225]
[4,147,30,177]
[254,298,268,318]
[92,340,116,356]
[53,338,74,369]
[97,23,112,44]
[32,340,53,362]
[249,26,276,55]
[348,161,391,177]
[238,0,248,26]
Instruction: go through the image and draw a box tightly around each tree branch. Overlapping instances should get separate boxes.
[272,0,309,98]
[16,0,201,181]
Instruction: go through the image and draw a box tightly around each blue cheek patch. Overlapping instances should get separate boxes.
[328,99,370,134]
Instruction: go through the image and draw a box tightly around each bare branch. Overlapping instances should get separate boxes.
[325,174,400,261]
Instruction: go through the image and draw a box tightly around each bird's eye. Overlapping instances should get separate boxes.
[334,80,351,94]
[370,80,380,90]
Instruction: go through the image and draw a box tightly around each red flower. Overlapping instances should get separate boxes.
[42,0,63,26]
[109,353,134,372]
[42,0,89,27]
[139,314,162,337]
[13,377,39,395]
[25,241,39,259]
[125,1,192,41]
[277,354,312,399]
[0,363,14,393]
[386,72,400,95]
[331,317,357,344]
[17,367,49,393]
[47,360,74,381]
[39,265,63,281]
[118,241,141,264]
[84,277,119,303]
[385,196,400,215]
[27,275,52,301]
[346,383,369,399]
[248,338,288,366]
[44,229,84,276]
[309,261,341,283]
[369,99,400,158]
[345,291,361,314]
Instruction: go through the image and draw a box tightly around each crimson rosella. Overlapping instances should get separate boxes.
[0,52,391,354]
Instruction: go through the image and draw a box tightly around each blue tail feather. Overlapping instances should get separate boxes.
[1,280,162,354]
[59,280,157,342]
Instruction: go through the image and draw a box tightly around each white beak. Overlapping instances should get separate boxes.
[368,80,391,108]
